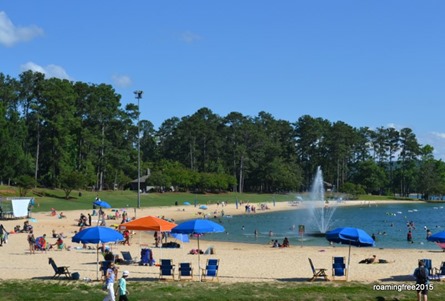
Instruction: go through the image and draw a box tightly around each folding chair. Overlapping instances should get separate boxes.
[332,256,347,281]
[308,258,329,281]
[178,262,194,281]
[201,259,219,282]
[121,251,137,264]
[159,259,175,280]
[48,257,71,279]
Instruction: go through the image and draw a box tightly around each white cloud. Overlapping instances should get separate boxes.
[420,132,445,160]
[21,61,71,80]
[180,31,202,44]
[112,74,132,88]
[0,11,43,47]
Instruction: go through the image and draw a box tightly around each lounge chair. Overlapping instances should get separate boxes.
[178,262,194,281]
[308,258,329,282]
[48,257,71,279]
[121,251,138,264]
[332,256,347,281]
[201,259,219,282]
[432,261,445,281]
[159,259,175,280]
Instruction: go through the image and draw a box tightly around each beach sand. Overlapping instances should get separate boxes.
[0,200,438,283]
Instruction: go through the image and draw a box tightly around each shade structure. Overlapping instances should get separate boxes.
[183,201,191,206]
[427,231,445,243]
[171,233,190,243]
[118,216,177,232]
[171,219,225,278]
[326,227,375,281]
[72,226,123,280]
[93,200,112,208]
[199,205,208,210]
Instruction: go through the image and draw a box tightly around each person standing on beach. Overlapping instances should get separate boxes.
[0,224,7,246]
[27,231,35,254]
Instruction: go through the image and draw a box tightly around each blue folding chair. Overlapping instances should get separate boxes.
[420,259,433,278]
[178,262,194,281]
[201,259,219,282]
[159,259,175,280]
[332,256,347,281]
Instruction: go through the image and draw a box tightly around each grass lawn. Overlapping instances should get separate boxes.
[0,185,410,215]
[0,280,441,301]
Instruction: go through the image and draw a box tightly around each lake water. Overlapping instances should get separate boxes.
[197,202,445,250]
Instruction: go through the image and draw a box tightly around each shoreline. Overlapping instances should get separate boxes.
[0,199,433,283]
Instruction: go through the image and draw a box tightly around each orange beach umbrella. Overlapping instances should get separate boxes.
[118,216,177,232]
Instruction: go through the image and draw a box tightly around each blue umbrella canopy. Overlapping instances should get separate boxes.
[72,226,123,244]
[199,205,208,210]
[171,219,225,235]
[427,231,445,243]
[326,227,375,281]
[326,227,375,247]
[183,201,191,206]
[93,200,112,208]
[172,219,224,275]
[72,226,123,280]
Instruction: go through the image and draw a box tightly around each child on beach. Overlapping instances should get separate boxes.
[117,270,129,301]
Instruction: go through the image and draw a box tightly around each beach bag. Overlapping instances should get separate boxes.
[417,267,427,283]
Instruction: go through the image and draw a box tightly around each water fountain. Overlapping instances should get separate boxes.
[306,166,337,234]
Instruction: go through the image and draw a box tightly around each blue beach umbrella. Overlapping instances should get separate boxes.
[326,227,375,280]
[199,205,208,210]
[183,201,191,206]
[93,200,112,208]
[427,231,445,243]
[172,219,225,274]
[72,226,124,280]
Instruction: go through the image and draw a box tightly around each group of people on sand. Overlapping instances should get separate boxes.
[271,237,290,248]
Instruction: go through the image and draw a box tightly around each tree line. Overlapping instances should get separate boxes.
[1,71,444,199]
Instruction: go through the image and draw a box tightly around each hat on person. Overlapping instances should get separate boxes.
[123,271,129,277]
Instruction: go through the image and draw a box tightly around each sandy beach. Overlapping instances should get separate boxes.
[0,200,438,283]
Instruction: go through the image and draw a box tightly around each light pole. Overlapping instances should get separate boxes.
[134,90,143,209]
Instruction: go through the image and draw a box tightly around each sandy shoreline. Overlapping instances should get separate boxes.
[0,199,435,283]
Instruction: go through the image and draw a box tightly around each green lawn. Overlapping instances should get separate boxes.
[0,280,441,301]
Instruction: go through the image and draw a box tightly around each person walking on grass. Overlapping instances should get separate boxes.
[103,262,117,301]
[414,260,429,301]
[117,270,130,301]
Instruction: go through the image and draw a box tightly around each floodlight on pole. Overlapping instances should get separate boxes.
[134,90,143,209]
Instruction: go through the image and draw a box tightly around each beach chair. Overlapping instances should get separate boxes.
[159,259,175,280]
[201,259,219,282]
[308,258,329,282]
[48,257,71,279]
[140,248,155,266]
[432,261,445,281]
[420,259,433,277]
[178,262,194,281]
[332,256,347,281]
[121,251,137,264]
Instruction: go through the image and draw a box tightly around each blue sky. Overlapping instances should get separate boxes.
[1,1,445,159]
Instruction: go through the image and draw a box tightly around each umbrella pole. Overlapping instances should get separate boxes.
[198,236,201,281]
[96,243,99,281]
[347,243,351,282]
